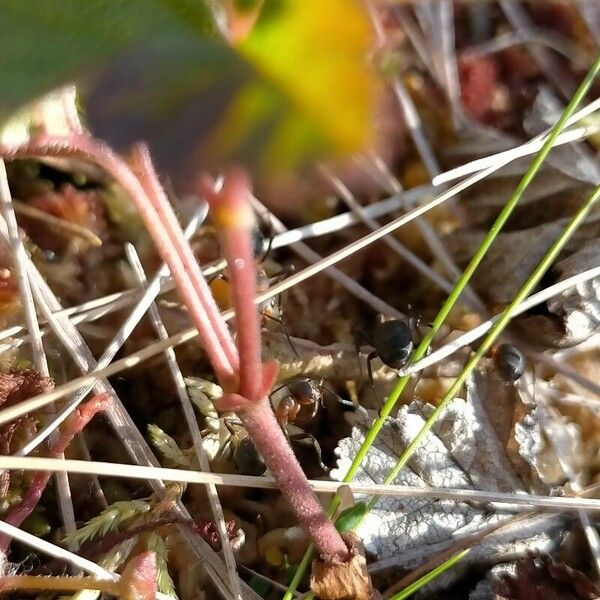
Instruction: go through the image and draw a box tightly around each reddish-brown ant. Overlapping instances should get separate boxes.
[270,377,355,472]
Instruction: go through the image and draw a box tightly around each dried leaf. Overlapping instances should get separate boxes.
[446,219,566,305]
[524,89,600,186]
[517,239,600,347]
[445,215,600,339]
[310,533,373,600]
[492,554,600,600]
[332,372,573,577]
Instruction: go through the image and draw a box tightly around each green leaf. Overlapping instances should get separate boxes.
[0,0,215,112]
[146,532,178,598]
[221,0,378,169]
[334,501,368,533]
[0,0,376,173]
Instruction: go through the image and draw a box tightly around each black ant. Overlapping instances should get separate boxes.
[354,315,414,383]
[270,377,355,473]
[250,215,275,264]
[209,266,298,356]
[492,343,525,383]
[233,436,266,477]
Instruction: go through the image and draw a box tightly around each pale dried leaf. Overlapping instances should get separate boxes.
[516,376,586,487]
[310,533,373,600]
[446,220,567,304]
[332,382,510,566]
[524,88,600,186]
[332,373,572,575]
[518,239,600,347]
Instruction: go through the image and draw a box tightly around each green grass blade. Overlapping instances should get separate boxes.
[339,54,600,490]
[375,181,600,494]
[283,55,600,599]
[389,549,471,600]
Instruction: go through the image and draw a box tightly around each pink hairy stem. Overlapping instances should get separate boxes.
[130,144,239,377]
[202,170,350,564]
[0,135,237,388]
[199,171,262,401]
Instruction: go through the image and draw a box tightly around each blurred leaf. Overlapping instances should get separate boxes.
[0,0,377,175]
[221,0,378,170]
[0,0,215,112]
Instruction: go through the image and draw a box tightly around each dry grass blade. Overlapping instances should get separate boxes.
[6,454,600,514]
[0,159,77,542]
[125,243,243,599]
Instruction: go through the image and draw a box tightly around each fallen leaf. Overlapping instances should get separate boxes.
[310,533,373,600]
[517,239,600,347]
[524,89,600,186]
[332,372,575,578]
[445,214,600,346]
[493,554,600,600]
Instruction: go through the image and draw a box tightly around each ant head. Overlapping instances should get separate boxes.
[288,378,320,402]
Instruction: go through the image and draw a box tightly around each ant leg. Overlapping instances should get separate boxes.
[263,313,300,358]
[290,433,329,472]
[268,264,296,285]
[353,327,373,380]
[318,379,355,411]
[366,350,379,387]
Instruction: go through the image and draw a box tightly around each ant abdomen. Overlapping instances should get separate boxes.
[234,437,267,476]
[373,319,413,370]
[493,343,525,382]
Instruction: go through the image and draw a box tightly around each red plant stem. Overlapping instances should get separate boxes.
[241,400,350,563]
[130,144,239,376]
[201,170,262,401]
[0,394,110,552]
[0,135,237,387]
[202,170,350,563]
